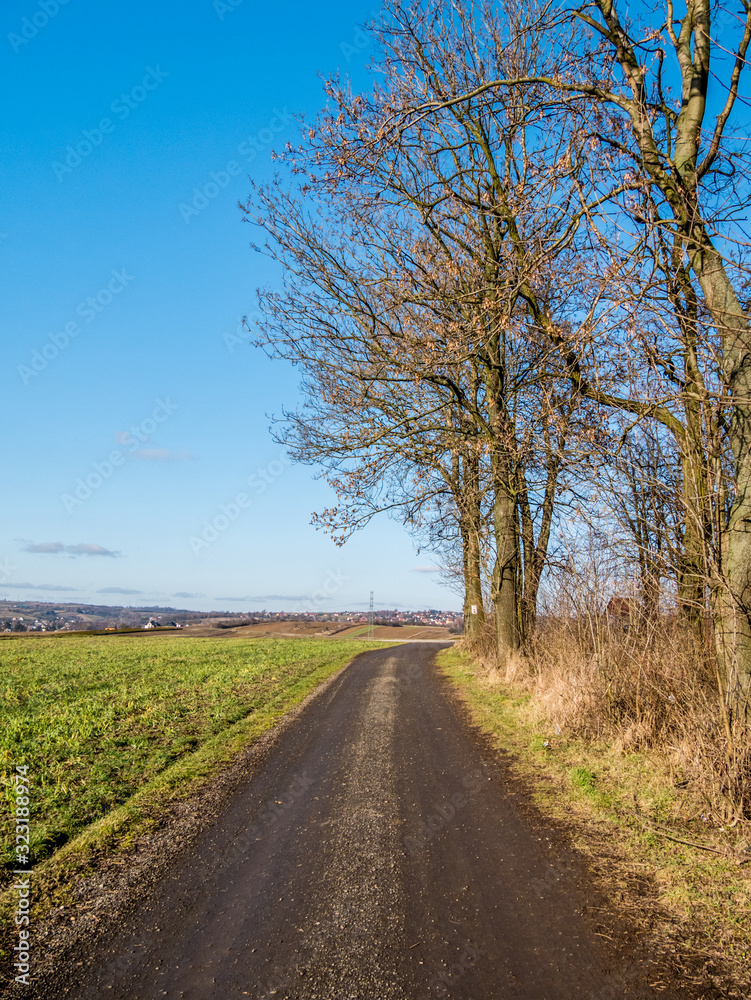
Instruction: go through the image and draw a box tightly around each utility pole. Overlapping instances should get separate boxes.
[368,590,374,640]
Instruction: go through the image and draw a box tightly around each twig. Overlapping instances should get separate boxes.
[646,819,751,864]
[641,824,726,855]
[622,808,739,858]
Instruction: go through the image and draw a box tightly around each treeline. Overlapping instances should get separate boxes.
[243,0,751,757]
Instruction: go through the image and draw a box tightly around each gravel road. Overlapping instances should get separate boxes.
[42,643,679,999]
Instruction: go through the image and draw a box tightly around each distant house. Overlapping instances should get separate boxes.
[144,617,160,629]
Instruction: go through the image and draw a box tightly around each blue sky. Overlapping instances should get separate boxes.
[0,0,455,613]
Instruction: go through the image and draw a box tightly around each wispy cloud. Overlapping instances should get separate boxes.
[214,594,310,603]
[4,582,78,592]
[251,593,308,602]
[132,449,194,461]
[173,591,203,599]
[349,601,406,608]
[23,542,65,554]
[212,594,310,604]
[411,566,440,573]
[24,542,120,557]
[66,543,120,557]
[97,587,142,595]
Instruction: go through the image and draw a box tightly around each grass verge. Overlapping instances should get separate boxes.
[438,646,751,994]
[0,634,388,948]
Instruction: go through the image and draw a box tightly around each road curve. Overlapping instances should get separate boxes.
[46,643,675,999]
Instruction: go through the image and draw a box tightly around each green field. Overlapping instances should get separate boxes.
[0,634,380,889]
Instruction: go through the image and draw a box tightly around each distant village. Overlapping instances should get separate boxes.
[0,600,461,633]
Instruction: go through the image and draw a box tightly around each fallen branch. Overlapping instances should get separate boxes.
[641,824,726,856]
[621,808,750,863]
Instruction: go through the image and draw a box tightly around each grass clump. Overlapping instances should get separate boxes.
[570,766,597,792]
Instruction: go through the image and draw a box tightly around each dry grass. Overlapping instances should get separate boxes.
[522,614,751,826]
[461,600,750,825]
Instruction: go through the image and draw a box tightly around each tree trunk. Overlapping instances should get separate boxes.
[691,239,751,724]
[674,272,711,641]
[451,441,486,642]
[677,447,708,637]
[517,442,560,641]
[491,458,521,663]
[461,517,486,641]
[485,329,521,664]
[716,441,751,725]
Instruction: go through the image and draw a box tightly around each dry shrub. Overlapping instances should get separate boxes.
[458,616,533,693]
[455,568,749,821]
[525,612,750,822]
[456,614,500,672]
[502,650,530,685]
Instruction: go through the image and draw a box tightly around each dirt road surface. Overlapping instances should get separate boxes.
[36,643,681,999]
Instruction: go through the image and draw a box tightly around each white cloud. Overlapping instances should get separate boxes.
[24,542,120,557]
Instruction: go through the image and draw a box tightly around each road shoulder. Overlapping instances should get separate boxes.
[438,645,750,999]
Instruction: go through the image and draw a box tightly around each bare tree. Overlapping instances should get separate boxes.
[244,0,597,662]
[403,0,751,718]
